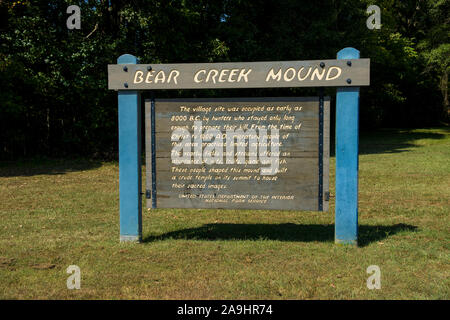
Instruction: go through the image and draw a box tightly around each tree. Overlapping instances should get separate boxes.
[418,0,449,121]
[0,0,448,159]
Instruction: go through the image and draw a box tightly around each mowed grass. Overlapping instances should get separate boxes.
[0,128,449,299]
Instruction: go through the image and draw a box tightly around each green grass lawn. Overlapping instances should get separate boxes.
[0,128,449,299]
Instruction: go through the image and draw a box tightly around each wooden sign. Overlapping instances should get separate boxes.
[112,48,367,244]
[109,59,370,90]
[145,97,330,211]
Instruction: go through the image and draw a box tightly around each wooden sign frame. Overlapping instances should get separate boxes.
[110,47,369,246]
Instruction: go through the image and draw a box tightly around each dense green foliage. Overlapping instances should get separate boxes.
[0,0,448,159]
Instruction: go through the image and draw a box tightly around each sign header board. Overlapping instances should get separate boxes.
[108,59,370,90]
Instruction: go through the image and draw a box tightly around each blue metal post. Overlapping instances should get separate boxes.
[118,54,142,242]
[335,48,360,246]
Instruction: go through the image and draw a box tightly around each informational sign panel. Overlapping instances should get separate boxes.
[109,59,370,90]
[145,97,329,211]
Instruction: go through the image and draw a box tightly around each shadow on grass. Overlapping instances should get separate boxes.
[143,223,417,247]
[357,128,447,155]
[0,158,104,177]
[328,128,448,157]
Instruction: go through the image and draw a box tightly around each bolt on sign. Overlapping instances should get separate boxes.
[145,97,330,211]
[108,48,370,245]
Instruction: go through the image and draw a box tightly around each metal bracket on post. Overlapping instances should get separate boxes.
[150,94,157,209]
[335,47,360,246]
[318,88,324,211]
[118,54,142,242]
[145,93,157,210]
